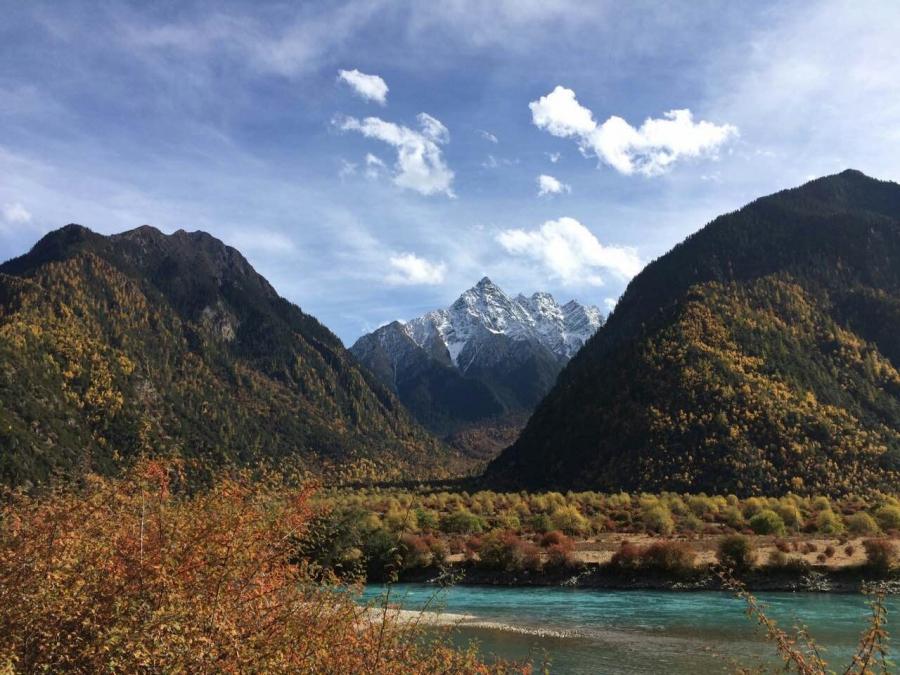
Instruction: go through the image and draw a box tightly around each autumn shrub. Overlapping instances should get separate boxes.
[749,509,786,536]
[495,512,522,531]
[440,508,486,534]
[609,541,695,577]
[717,534,756,572]
[742,497,766,518]
[609,541,643,570]
[528,512,554,533]
[774,502,802,531]
[550,505,589,535]
[414,507,440,531]
[812,496,832,511]
[424,534,450,566]
[665,495,689,516]
[722,505,745,530]
[363,527,402,580]
[814,509,845,535]
[874,505,900,532]
[846,511,880,536]
[385,508,418,533]
[299,504,370,580]
[539,530,572,549]
[688,495,718,519]
[464,534,484,558]
[545,543,578,569]
[399,533,434,569]
[641,503,675,535]
[478,531,541,573]
[0,462,506,673]
[541,531,577,569]
[681,513,704,532]
[640,541,697,577]
[862,539,897,574]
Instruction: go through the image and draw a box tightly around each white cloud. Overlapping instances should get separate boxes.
[2,202,32,224]
[482,154,518,169]
[497,216,641,285]
[364,152,386,179]
[417,113,450,143]
[338,68,388,105]
[547,152,561,163]
[708,1,900,186]
[537,174,570,196]
[530,85,597,136]
[337,113,455,196]
[386,252,447,285]
[530,85,738,176]
[603,297,618,311]
[479,129,499,143]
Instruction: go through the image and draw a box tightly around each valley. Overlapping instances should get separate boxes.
[2,171,898,673]
[4,5,898,671]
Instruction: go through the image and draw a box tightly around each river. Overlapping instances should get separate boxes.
[361,583,897,673]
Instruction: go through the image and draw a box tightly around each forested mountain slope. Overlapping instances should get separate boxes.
[0,224,463,487]
[486,170,900,496]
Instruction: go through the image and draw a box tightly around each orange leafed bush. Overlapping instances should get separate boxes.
[0,461,519,674]
[538,531,577,569]
[610,540,696,577]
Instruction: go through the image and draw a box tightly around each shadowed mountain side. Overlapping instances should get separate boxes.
[486,170,900,496]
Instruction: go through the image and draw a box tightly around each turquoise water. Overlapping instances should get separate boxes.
[361,584,898,674]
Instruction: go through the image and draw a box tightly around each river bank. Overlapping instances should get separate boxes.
[397,560,900,593]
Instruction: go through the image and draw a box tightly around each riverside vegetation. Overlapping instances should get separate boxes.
[1,465,895,673]
[0,461,522,673]
[308,487,899,585]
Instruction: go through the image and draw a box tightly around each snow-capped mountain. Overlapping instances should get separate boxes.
[350,278,603,457]
[402,277,602,370]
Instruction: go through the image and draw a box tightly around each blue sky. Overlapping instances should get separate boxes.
[1,1,898,344]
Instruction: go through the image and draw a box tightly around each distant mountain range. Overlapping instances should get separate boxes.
[0,224,466,487]
[351,277,603,457]
[486,170,900,496]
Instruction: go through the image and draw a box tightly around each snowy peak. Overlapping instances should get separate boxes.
[445,277,533,343]
[402,277,603,367]
[350,278,605,453]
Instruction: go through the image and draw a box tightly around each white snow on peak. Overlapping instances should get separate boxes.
[402,277,603,368]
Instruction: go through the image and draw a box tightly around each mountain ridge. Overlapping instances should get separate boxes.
[351,278,603,457]
[0,224,465,487]
[486,169,900,496]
